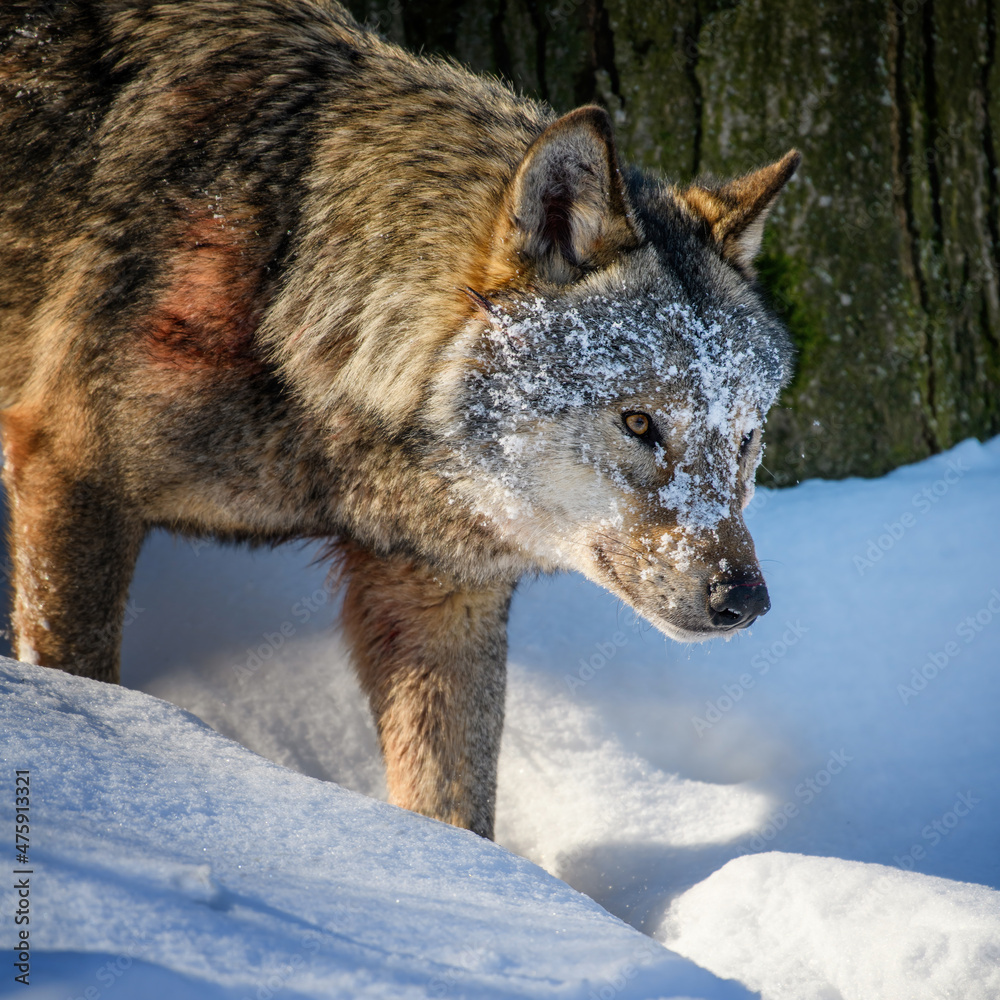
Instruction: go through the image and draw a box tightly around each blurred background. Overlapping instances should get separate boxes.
[345,0,1000,485]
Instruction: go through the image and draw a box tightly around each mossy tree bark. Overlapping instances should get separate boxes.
[347,0,1000,483]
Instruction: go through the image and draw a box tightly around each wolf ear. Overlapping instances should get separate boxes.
[679,150,801,274]
[507,106,639,283]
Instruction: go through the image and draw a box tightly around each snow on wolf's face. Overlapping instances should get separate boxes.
[454,264,789,641]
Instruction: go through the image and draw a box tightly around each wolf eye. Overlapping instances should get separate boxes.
[740,429,757,460]
[623,411,654,441]
[625,413,649,435]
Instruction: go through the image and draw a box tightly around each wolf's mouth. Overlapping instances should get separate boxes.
[593,544,625,590]
[715,614,760,633]
[591,544,769,640]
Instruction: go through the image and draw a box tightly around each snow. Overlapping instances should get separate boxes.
[2,433,999,999]
[459,291,784,539]
[661,853,1000,1000]
[0,659,750,1000]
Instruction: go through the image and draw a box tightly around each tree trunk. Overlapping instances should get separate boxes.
[346,0,1000,483]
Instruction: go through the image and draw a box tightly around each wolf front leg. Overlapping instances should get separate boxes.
[340,546,514,839]
[1,411,144,683]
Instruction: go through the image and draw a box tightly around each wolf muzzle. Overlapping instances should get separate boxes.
[707,577,771,630]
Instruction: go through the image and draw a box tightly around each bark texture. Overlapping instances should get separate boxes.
[347,0,1000,482]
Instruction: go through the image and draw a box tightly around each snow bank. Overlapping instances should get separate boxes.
[0,658,754,1000]
[135,627,777,933]
[659,852,1000,1000]
[3,435,999,999]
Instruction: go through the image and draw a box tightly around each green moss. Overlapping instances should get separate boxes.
[754,228,824,388]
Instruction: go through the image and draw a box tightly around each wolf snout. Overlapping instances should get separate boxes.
[707,577,771,630]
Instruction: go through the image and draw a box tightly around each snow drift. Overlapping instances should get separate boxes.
[0,658,750,1000]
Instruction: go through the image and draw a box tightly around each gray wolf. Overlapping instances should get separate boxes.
[0,0,799,838]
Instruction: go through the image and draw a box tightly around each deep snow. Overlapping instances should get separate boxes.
[2,435,999,999]
[0,659,751,1000]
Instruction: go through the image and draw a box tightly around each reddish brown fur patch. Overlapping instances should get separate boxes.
[144,213,266,371]
[0,407,46,475]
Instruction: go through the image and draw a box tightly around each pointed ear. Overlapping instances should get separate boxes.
[506,106,639,283]
[679,150,801,274]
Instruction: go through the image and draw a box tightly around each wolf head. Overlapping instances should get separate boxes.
[437,108,799,642]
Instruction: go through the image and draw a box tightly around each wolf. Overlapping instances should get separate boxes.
[0,0,799,839]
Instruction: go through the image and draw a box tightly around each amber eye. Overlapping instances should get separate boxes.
[623,411,652,439]
[625,413,649,435]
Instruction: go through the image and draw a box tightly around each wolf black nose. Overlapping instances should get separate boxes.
[708,578,770,629]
